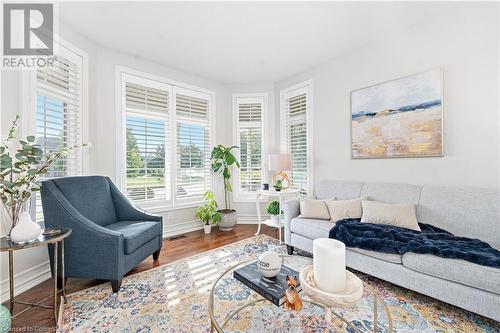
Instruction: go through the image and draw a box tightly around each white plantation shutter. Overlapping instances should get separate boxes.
[36,55,82,177]
[236,98,264,196]
[126,83,169,114]
[282,86,310,196]
[175,91,211,202]
[239,103,262,122]
[35,54,83,221]
[124,78,170,204]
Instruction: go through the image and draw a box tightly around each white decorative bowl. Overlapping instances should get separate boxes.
[257,251,282,278]
[299,265,363,308]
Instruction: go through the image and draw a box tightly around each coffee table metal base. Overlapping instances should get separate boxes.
[208,255,393,333]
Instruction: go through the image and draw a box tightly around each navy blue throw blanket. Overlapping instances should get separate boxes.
[329,218,500,269]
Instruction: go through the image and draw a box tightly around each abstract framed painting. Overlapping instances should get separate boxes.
[350,69,443,159]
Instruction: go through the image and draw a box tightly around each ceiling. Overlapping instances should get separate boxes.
[59,2,461,84]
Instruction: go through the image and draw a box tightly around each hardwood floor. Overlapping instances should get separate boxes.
[5,224,278,332]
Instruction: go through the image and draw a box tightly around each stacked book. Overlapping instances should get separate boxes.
[234,262,302,306]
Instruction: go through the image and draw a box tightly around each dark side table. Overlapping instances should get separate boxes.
[0,227,72,324]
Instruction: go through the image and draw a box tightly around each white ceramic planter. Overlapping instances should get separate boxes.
[10,212,41,243]
[203,224,211,234]
[217,210,237,231]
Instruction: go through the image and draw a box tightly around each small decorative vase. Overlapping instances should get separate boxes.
[10,211,41,244]
[257,251,282,278]
[203,224,211,234]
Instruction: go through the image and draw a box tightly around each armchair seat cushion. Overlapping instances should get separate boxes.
[107,221,162,254]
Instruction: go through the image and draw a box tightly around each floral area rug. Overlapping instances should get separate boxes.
[59,235,499,332]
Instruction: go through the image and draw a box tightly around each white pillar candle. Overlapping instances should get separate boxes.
[313,238,346,293]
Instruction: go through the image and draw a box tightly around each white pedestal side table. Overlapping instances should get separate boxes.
[255,189,300,244]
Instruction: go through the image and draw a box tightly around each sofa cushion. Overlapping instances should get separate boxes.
[107,221,162,254]
[417,186,500,249]
[402,253,500,294]
[349,248,402,264]
[325,198,364,223]
[290,217,332,239]
[300,198,332,220]
[361,200,420,231]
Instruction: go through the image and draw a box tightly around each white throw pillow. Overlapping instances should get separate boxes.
[325,198,364,223]
[361,200,420,231]
[300,198,334,220]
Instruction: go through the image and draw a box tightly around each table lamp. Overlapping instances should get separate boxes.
[269,154,292,190]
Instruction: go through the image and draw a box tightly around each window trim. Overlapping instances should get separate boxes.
[115,66,216,210]
[232,93,268,202]
[21,36,89,174]
[279,80,313,196]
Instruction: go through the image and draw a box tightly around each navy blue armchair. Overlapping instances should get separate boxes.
[41,176,163,292]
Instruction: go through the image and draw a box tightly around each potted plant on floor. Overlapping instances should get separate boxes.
[196,191,221,234]
[266,200,282,222]
[210,144,240,231]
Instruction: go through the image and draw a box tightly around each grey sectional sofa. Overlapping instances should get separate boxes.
[283,180,500,321]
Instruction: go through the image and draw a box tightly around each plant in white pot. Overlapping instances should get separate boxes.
[210,144,240,231]
[0,115,88,243]
[266,200,282,222]
[195,191,221,234]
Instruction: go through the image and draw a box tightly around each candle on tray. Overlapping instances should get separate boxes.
[313,238,346,293]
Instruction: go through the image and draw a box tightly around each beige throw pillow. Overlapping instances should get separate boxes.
[361,200,420,231]
[300,198,333,220]
[325,198,364,223]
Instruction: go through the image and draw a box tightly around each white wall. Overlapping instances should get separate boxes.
[275,5,499,190]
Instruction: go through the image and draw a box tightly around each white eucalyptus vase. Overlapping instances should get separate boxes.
[10,210,41,244]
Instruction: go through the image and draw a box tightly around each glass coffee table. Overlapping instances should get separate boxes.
[208,255,393,332]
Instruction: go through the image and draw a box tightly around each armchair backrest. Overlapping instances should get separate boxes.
[43,176,117,226]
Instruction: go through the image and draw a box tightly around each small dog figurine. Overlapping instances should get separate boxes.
[283,275,303,311]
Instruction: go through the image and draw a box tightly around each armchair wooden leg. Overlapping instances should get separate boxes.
[152,249,161,261]
[111,278,122,293]
[286,245,294,255]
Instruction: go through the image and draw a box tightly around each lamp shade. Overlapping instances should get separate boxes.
[269,154,292,171]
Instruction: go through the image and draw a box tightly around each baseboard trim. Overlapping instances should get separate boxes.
[237,213,268,224]
[0,260,51,303]
[163,219,203,238]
